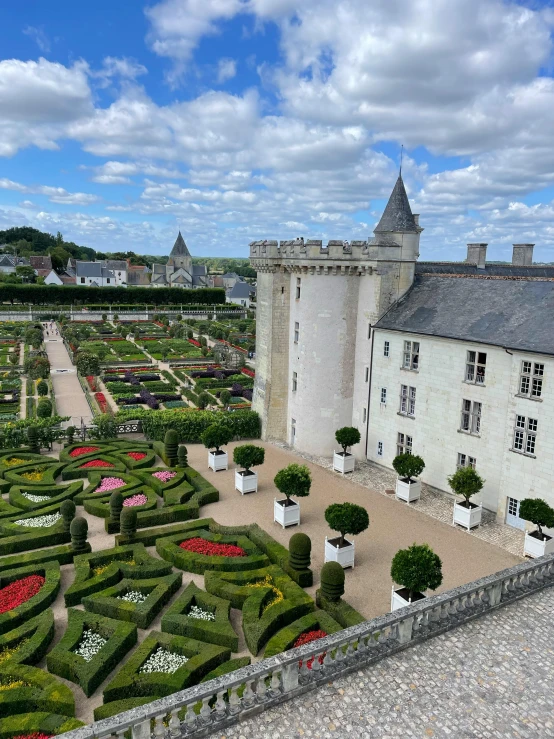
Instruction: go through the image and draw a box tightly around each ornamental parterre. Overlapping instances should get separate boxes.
[69,446,100,458]
[81,460,115,469]
[117,590,147,604]
[14,513,61,528]
[94,477,126,493]
[179,538,247,557]
[0,575,45,614]
[73,630,107,662]
[22,491,50,502]
[122,494,148,507]
[139,647,188,674]
[188,605,215,621]
[127,452,147,461]
[152,470,176,483]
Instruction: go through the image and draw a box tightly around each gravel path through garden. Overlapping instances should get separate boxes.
[44,336,92,423]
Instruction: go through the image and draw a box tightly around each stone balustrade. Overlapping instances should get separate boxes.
[60,553,554,739]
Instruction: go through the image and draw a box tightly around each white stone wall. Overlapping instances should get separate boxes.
[367,330,554,522]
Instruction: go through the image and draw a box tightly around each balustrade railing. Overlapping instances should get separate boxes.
[60,552,554,739]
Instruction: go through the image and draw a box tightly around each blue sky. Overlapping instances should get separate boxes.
[0,0,554,260]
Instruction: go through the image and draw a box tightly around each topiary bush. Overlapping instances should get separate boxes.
[177,444,188,467]
[335,427,360,454]
[70,516,88,553]
[448,466,484,506]
[519,498,554,540]
[27,426,40,455]
[66,426,76,445]
[324,502,369,546]
[392,453,425,481]
[164,429,179,466]
[201,424,233,452]
[320,561,345,601]
[219,389,231,406]
[289,533,311,571]
[60,499,76,533]
[36,380,48,397]
[109,491,123,525]
[120,508,137,539]
[36,399,53,419]
[390,543,443,600]
[233,444,265,472]
[274,463,311,502]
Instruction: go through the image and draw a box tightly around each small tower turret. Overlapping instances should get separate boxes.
[371,175,423,260]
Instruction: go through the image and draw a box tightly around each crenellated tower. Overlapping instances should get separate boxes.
[249,175,422,458]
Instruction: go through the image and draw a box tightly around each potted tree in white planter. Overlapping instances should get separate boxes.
[390,543,443,611]
[520,498,554,558]
[393,453,425,503]
[448,466,484,531]
[233,444,265,494]
[201,424,233,472]
[324,502,369,568]
[333,427,360,474]
[273,463,311,528]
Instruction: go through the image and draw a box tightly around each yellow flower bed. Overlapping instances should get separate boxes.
[3,458,26,467]
[246,574,284,614]
[0,638,28,664]
[21,470,44,482]
[0,679,29,691]
[92,558,136,576]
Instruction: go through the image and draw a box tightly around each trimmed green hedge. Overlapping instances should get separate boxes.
[75,471,143,504]
[0,529,70,556]
[0,563,60,634]
[134,468,188,494]
[103,631,230,703]
[200,656,251,683]
[119,448,157,470]
[137,409,261,443]
[162,482,195,506]
[263,610,343,658]
[46,609,137,697]
[0,662,75,717]
[0,544,79,573]
[58,443,120,463]
[115,519,211,547]
[0,503,65,537]
[161,582,238,651]
[0,453,46,470]
[315,591,366,628]
[0,500,23,520]
[64,544,173,607]
[0,610,54,665]
[156,531,268,574]
[82,573,182,629]
[93,697,154,721]
[84,486,157,520]
[0,713,83,737]
[9,480,83,511]
[61,456,126,481]
[3,462,65,487]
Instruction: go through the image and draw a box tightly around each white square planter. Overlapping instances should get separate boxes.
[333,451,355,474]
[395,478,421,503]
[523,531,554,558]
[208,450,228,472]
[274,498,300,528]
[324,537,355,568]
[453,502,482,530]
[391,587,426,612]
[235,470,258,494]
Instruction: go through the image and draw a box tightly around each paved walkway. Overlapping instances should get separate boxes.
[215,587,554,739]
[44,336,92,424]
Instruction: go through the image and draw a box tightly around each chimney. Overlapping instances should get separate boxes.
[512,244,534,266]
[466,243,487,269]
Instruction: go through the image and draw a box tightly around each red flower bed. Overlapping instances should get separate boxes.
[104,367,151,373]
[69,446,100,458]
[13,733,52,739]
[0,575,45,614]
[294,630,328,669]
[95,392,108,413]
[221,339,247,354]
[102,337,123,341]
[187,339,201,348]
[179,537,247,557]
[80,459,115,468]
[127,452,147,461]
[242,367,255,378]
[86,375,97,392]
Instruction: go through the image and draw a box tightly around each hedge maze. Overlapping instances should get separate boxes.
[0,438,363,732]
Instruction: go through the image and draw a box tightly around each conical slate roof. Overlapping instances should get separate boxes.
[170,231,191,257]
[375,175,418,233]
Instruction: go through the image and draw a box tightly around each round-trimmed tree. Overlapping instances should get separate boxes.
[70,516,89,553]
[289,532,311,571]
[164,429,179,466]
[519,498,554,541]
[120,508,137,539]
[37,380,48,397]
[201,424,233,453]
[109,491,124,525]
[392,453,425,482]
[177,445,188,467]
[324,502,369,547]
[390,543,443,601]
[320,561,345,602]
[196,392,212,410]
[274,463,311,502]
[37,398,52,419]
[60,500,76,533]
[335,427,361,455]
[447,467,484,507]
[66,426,76,445]
[220,389,231,406]
[233,444,265,472]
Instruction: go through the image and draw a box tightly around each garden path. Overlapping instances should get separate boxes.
[44,335,92,424]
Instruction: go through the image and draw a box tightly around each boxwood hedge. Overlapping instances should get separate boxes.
[46,609,137,697]
[0,500,23,520]
[61,456,127,481]
[74,471,144,504]
[133,468,189,494]
[0,662,75,717]
[156,531,268,574]
[84,486,157,520]
[139,409,260,443]
[263,610,343,658]
[0,562,60,634]
[0,610,55,665]
[0,529,71,556]
[82,573,182,629]
[8,480,83,511]
[200,656,251,683]
[0,502,65,537]
[58,443,121,463]
[0,713,83,737]
[315,590,366,628]
[103,631,230,703]
[3,462,66,487]
[0,545,79,574]
[93,697,155,722]
[161,581,238,651]
[115,518,211,547]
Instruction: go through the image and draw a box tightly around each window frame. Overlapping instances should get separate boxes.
[397,432,413,456]
[512,414,538,456]
[292,372,298,392]
[465,350,486,385]
[519,361,544,399]
[399,385,416,417]
[380,387,387,404]
[460,399,482,435]
[294,322,299,344]
[377,441,383,457]
[402,340,420,371]
[295,277,301,300]
[383,340,390,357]
[457,453,476,470]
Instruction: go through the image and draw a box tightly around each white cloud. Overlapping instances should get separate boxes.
[91,57,148,87]
[217,58,237,83]
[0,178,99,205]
[22,26,51,53]
[90,160,186,184]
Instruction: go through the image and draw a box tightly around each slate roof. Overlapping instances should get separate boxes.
[227,282,255,299]
[30,255,52,270]
[375,274,554,356]
[416,262,554,278]
[193,265,207,276]
[105,260,127,271]
[170,232,191,258]
[375,175,418,234]
[75,262,115,279]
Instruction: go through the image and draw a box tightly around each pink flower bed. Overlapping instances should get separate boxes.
[123,493,148,507]
[95,477,126,493]
[152,471,176,483]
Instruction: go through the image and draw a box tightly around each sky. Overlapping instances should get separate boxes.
[1,0,554,261]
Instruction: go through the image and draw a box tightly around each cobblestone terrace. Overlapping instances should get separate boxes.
[215,587,554,739]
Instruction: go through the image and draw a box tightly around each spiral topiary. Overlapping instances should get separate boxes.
[70,516,88,553]
[320,561,345,602]
[164,429,179,466]
[27,425,40,455]
[109,491,124,525]
[60,499,76,533]
[66,426,76,445]
[120,508,137,539]
[288,532,311,571]
[177,444,188,467]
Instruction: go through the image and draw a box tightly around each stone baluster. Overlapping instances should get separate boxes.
[269,669,282,697]
[183,702,197,733]
[299,658,310,683]
[228,686,241,715]
[256,674,268,702]
[153,714,166,739]
[168,708,181,738]
[345,639,356,661]
[311,652,323,677]
[199,696,212,724]
[214,690,227,720]
[323,649,335,669]
[355,635,367,658]
[242,680,256,708]
[132,719,151,739]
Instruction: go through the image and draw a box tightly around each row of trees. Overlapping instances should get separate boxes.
[0,284,226,306]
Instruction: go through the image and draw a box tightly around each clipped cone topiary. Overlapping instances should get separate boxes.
[70,516,88,553]
[120,508,137,539]
[320,561,345,602]
[177,444,188,467]
[60,499,76,533]
[27,425,40,455]
[109,491,124,525]
[66,426,76,445]
[289,532,311,571]
[164,429,179,466]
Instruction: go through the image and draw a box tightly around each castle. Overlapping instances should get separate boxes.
[250,175,554,529]
[150,232,208,288]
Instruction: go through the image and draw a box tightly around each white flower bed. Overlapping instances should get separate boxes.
[14,512,62,528]
[139,647,188,674]
[188,605,215,621]
[22,492,50,502]
[118,590,147,604]
[73,630,107,662]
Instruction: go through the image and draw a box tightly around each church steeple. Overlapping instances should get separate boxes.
[170,231,191,258]
[374,175,418,234]
[167,231,192,273]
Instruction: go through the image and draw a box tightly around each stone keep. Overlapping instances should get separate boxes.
[250,176,423,458]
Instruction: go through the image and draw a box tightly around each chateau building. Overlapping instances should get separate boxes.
[150,232,208,288]
[249,176,554,528]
